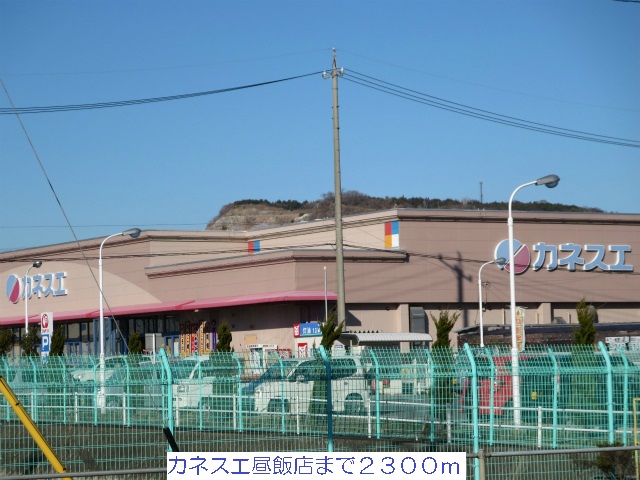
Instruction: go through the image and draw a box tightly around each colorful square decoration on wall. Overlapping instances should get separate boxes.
[248,240,261,254]
[384,221,399,248]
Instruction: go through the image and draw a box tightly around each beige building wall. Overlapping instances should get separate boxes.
[1,209,638,351]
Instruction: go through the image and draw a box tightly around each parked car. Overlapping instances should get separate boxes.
[359,347,431,396]
[3,357,73,410]
[252,356,370,415]
[241,358,304,412]
[242,358,304,395]
[69,355,157,409]
[71,355,152,382]
[171,354,238,411]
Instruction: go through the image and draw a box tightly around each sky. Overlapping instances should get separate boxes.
[1,0,639,253]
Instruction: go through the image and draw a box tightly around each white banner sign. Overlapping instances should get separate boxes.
[168,451,466,479]
[605,336,629,345]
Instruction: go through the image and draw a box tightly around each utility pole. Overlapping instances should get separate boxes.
[323,49,346,329]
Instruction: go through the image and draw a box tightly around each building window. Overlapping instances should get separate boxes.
[409,306,427,334]
[68,322,80,340]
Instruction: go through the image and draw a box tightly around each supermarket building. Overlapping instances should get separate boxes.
[1,208,638,360]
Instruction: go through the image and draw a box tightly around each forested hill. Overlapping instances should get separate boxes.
[206,190,603,231]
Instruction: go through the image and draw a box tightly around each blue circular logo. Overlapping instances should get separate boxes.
[495,239,531,275]
[6,274,22,304]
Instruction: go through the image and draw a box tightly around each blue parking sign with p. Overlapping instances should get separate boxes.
[40,312,53,364]
[41,333,50,353]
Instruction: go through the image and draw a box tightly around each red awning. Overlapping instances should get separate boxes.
[0,292,335,327]
[0,301,190,327]
[51,308,100,321]
[179,290,337,311]
[97,300,192,317]
[0,308,97,327]
[0,315,26,327]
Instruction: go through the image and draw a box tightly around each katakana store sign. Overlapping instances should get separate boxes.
[6,271,68,304]
[495,240,633,275]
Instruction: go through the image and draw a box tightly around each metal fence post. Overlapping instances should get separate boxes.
[232,352,243,433]
[464,343,480,480]
[368,348,381,439]
[548,347,559,449]
[295,395,302,432]
[484,347,496,445]
[446,406,452,443]
[197,357,204,431]
[28,356,37,423]
[318,345,333,453]
[477,448,487,480]
[123,356,131,427]
[618,346,630,445]
[60,357,67,425]
[89,355,97,425]
[366,397,372,439]
[272,355,285,433]
[158,348,174,442]
[425,348,435,442]
[537,406,543,448]
[598,341,615,444]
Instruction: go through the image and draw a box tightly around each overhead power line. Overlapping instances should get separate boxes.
[0,71,322,115]
[340,49,639,113]
[1,48,332,77]
[3,67,636,147]
[0,77,101,284]
[343,70,640,148]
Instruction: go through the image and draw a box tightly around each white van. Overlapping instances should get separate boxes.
[172,355,237,411]
[70,356,129,383]
[252,356,370,415]
[69,354,156,386]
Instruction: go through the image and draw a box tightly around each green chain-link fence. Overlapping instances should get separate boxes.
[2,342,640,479]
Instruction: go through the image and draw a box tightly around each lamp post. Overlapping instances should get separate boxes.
[508,174,559,426]
[24,260,43,334]
[478,257,505,348]
[98,228,140,409]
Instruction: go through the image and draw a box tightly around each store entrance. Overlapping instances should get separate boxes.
[66,341,81,355]
[164,335,179,357]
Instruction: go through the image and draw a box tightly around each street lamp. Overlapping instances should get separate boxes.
[478,257,505,348]
[99,228,141,357]
[98,228,140,409]
[508,174,559,425]
[24,260,43,334]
